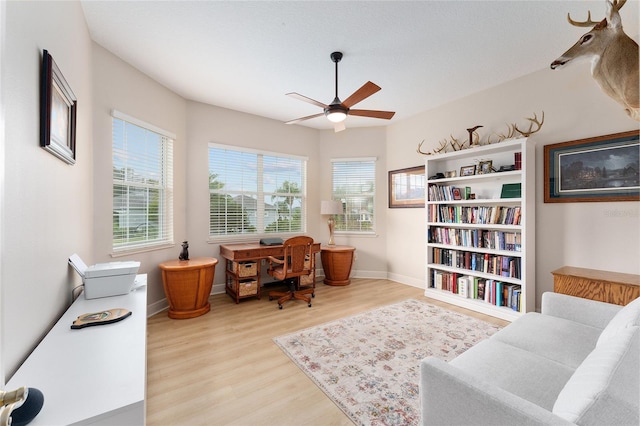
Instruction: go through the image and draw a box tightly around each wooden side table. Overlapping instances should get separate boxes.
[551,266,640,306]
[321,245,355,286]
[159,257,218,319]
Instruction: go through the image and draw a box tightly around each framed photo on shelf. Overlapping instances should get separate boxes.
[452,188,462,200]
[544,130,639,203]
[388,165,425,208]
[478,160,493,174]
[460,165,476,176]
[40,50,77,164]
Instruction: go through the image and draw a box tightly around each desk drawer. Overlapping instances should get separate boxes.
[261,248,283,258]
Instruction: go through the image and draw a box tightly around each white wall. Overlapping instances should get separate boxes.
[2,1,93,380]
[185,101,321,294]
[318,127,389,279]
[91,44,187,313]
[386,64,640,309]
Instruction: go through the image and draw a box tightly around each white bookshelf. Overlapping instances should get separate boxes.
[424,138,535,321]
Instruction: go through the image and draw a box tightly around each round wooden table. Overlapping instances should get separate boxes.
[159,257,218,319]
[321,245,355,286]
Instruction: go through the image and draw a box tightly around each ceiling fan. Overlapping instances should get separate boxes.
[285,51,395,132]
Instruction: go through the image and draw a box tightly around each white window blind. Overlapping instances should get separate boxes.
[112,112,174,252]
[331,157,376,233]
[209,143,307,237]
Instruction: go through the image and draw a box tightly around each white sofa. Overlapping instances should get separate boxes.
[420,292,640,425]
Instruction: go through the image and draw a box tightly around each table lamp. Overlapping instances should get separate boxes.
[321,200,343,245]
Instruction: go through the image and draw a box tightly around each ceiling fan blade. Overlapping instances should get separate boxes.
[285,113,325,125]
[349,109,396,120]
[334,122,346,133]
[341,81,381,108]
[286,92,328,109]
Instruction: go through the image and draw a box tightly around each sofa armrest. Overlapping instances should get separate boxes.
[541,292,621,329]
[420,357,574,426]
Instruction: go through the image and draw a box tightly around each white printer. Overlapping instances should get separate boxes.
[69,254,141,299]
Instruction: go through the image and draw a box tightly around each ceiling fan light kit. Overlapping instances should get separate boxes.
[286,51,395,131]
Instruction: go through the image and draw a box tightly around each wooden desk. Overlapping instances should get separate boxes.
[220,241,320,303]
[551,266,640,306]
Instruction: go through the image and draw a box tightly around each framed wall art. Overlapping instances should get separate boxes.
[388,165,425,208]
[40,49,77,164]
[544,130,640,203]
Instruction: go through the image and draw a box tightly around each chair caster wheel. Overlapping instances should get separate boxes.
[311,293,315,298]
[278,305,283,310]
[308,303,312,307]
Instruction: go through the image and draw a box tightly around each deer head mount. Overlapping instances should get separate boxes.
[416,112,544,156]
[550,0,639,121]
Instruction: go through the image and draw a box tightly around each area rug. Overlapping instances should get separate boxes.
[273,298,503,426]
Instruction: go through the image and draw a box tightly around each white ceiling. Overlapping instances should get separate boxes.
[80,1,639,130]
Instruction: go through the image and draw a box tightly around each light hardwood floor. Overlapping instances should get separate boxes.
[146,278,508,425]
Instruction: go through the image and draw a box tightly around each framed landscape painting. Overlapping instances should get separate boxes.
[388,166,425,208]
[544,130,640,203]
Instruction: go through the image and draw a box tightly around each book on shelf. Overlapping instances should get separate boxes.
[457,276,471,298]
[430,272,523,312]
[476,278,486,300]
[428,205,522,226]
[431,248,522,279]
[500,183,521,199]
[514,151,522,170]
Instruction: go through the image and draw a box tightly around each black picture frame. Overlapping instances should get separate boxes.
[388,166,425,208]
[40,49,77,164]
[544,130,640,203]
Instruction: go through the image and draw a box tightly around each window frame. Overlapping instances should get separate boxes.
[111,110,175,254]
[208,143,308,241]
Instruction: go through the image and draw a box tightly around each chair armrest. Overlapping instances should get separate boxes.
[541,292,621,329]
[267,256,284,265]
[420,357,574,426]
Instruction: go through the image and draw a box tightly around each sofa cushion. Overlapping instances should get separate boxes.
[491,312,601,368]
[553,326,639,425]
[597,296,640,346]
[450,338,575,411]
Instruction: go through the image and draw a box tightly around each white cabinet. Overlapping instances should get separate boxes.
[425,138,535,321]
[6,276,147,425]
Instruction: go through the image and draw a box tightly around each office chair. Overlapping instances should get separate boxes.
[267,236,316,309]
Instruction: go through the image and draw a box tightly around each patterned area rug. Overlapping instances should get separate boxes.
[273,299,503,425]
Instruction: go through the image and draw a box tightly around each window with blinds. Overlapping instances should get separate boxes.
[331,157,376,233]
[209,143,307,238]
[112,111,174,252]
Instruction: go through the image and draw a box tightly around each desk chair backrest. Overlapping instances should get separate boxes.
[270,236,314,280]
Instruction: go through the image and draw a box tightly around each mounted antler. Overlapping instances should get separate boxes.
[449,134,464,151]
[567,0,625,27]
[514,111,545,137]
[417,138,450,155]
[417,140,432,155]
[551,0,639,121]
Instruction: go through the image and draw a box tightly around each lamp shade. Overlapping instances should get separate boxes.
[321,200,343,215]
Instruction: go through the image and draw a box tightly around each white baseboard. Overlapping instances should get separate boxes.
[386,272,425,289]
[148,270,424,317]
